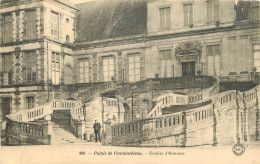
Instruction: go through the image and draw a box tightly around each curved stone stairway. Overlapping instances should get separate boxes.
[51,110,86,145]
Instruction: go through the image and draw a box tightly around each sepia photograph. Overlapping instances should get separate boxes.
[0,0,260,163]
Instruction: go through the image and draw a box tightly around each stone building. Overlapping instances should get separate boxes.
[0,0,78,119]
[0,0,260,135]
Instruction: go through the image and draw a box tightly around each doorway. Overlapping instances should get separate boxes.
[182,61,195,76]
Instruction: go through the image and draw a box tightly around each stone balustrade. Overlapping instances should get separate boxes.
[5,116,52,145]
[7,103,53,122]
[5,99,79,145]
[111,101,215,146]
[147,94,188,118]
[6,99,80,122]
[111,83,260,147]
[116,76,218,99]
[81,82,117,102]
[52,99,81,110]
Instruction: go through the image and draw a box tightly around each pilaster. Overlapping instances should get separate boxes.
[19,11,25,41]
[12,12,16,43]
[36,8,41,39]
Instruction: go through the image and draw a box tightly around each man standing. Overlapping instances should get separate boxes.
[93,120,101,142]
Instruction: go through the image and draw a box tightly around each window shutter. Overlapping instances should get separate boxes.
[183,5,188,26]
[213,0,219,22]
[189,4,193,25]
[159,8,165,29]
[206,1,213,23]
[166,7,171,29]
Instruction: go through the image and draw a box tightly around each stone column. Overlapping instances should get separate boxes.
[42,115,52,145]
[212,104,218,146]
[235,90,241,144]
[242,93,249,142]
[77,115,86,140]
[181,111,187,147]
[104,119,112,145]
[255,89,260,140]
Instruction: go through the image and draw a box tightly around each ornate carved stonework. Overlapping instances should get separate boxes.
[175,41,202,62]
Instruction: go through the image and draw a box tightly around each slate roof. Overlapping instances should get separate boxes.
[75,0,147,42]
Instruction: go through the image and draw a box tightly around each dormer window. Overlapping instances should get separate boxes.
[66,18,70,23]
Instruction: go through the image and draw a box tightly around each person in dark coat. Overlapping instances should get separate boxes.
[93,120,101,142]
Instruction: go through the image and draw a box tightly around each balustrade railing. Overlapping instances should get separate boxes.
[52,99,81,110]
[112,100,215,144]
[7,102,53,122]
[7,99,80,122]
[70,104,87,120]
[243,86,259,104]
[216,90,237,107]
[116,76,218,99]
[185,103,214,124]
[219,74,254,82]
[147,94,188,118]
[81,82,117,101]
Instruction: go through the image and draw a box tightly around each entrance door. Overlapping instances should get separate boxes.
[182,62,195,76]
[1,97,11,121]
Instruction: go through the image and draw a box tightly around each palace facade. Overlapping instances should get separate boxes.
[0,0,260,128]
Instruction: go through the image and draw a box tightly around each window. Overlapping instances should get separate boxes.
[2,54,13,85]
[24,10,37,40]
[1,97,12,120]
[206,0,219,23]
[159,50,172,77]
[183,3,193,26]
[66,35,70,42]
[159,7,171,30]
[103,56,114,82]
[3,14,12,43]
[207,45,220,76]
[52,52,60,84]
[128,54,140,82]
[23,52,37,84]
[251,6,259,20]
[26,96,34,109]
[51,11,60,39]
[66,18,70,23]
[79,59,89,83]
[254,45,260,72]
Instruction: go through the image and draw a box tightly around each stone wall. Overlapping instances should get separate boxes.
[5,118,51,145]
